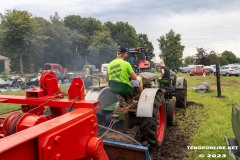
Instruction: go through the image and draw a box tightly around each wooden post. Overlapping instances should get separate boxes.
[216,63,221,97]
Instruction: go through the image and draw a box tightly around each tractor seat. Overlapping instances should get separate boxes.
[158,78,171,87]
[108,80,133,95]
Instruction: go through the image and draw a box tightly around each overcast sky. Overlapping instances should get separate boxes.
[1,0,240,59]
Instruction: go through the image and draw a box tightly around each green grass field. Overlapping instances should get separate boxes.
[0,73,238,160]
[181,73,237,160]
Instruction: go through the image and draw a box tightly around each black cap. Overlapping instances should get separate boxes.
[117,47,127,54]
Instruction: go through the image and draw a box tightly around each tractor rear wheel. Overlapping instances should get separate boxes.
[166,99,176,126]
[175,79,187,108]
[138,92,166,149]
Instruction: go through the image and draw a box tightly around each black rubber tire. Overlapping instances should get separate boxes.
[175,79,187,108]
[166,99,176,126]
[138,92,166,149]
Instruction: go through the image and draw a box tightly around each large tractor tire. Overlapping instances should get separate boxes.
[166,99,176,126]
[138,92,166,149]
[175,79,187,108]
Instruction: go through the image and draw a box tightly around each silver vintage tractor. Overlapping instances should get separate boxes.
[85,71,187,149]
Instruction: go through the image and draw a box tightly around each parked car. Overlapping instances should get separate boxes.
[213,65,238,76]
[204,66,214,73]
[43,63,66,73]
[181,67,190,73]
[189,67,210,76]
[101,63,108,75]
[41,63,71,83]
[229,69,240,77]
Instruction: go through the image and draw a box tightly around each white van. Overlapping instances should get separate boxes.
[101,63,108,75]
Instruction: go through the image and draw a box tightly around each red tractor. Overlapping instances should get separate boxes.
[128,47,154,73]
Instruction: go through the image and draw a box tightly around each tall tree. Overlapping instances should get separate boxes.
[104,21,139,47]
[64,15,102,37]
[44,12,72,67]
[64,15,82,31]
[138,33,154,50]
[195,48,208,65]
[221,50,238,64]
[158,30,185,69]
[138,33,155,61]
[184,56,195,66]
[0,10,35,74]
[88,31,118,66]
[207,50,220,65]
[64,15,103,66]
[29,17,51,72]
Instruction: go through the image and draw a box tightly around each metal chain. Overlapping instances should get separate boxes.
[99,119,116,138]
[98,125,142,146]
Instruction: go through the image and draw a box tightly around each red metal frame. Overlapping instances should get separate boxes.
[0,71,109,160]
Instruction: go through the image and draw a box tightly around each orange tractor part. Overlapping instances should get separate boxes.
[0,71,108,160]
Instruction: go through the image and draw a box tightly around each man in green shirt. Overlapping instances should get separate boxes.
[106,47,143,94]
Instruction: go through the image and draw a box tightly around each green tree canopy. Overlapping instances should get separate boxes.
[138,33,154,60]
[44,13,73,67]
[0,10,35,74]
[64,15,102,37]
[104,21,139,47]
[184,56,195,66]
[138,33,154,50]
[195,48,208,65]
[87,31,118,66]
[158,29,185,69]
[221,50,238,64]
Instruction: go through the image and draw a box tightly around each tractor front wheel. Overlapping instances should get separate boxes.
[175,79,187,108]
[138,92,166,149]
[166,99,176,126]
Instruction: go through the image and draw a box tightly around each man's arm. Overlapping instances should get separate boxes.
[126,61,137,80]
[106,73,109,81]
[161,68,165,78]
[130,72,137,80]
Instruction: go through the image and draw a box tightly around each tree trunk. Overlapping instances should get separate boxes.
[19,53,24,75]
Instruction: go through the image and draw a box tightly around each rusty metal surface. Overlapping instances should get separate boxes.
[103,140,150,160]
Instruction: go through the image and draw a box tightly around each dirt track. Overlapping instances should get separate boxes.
[152,101,205,160]
[102,101,206,160]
